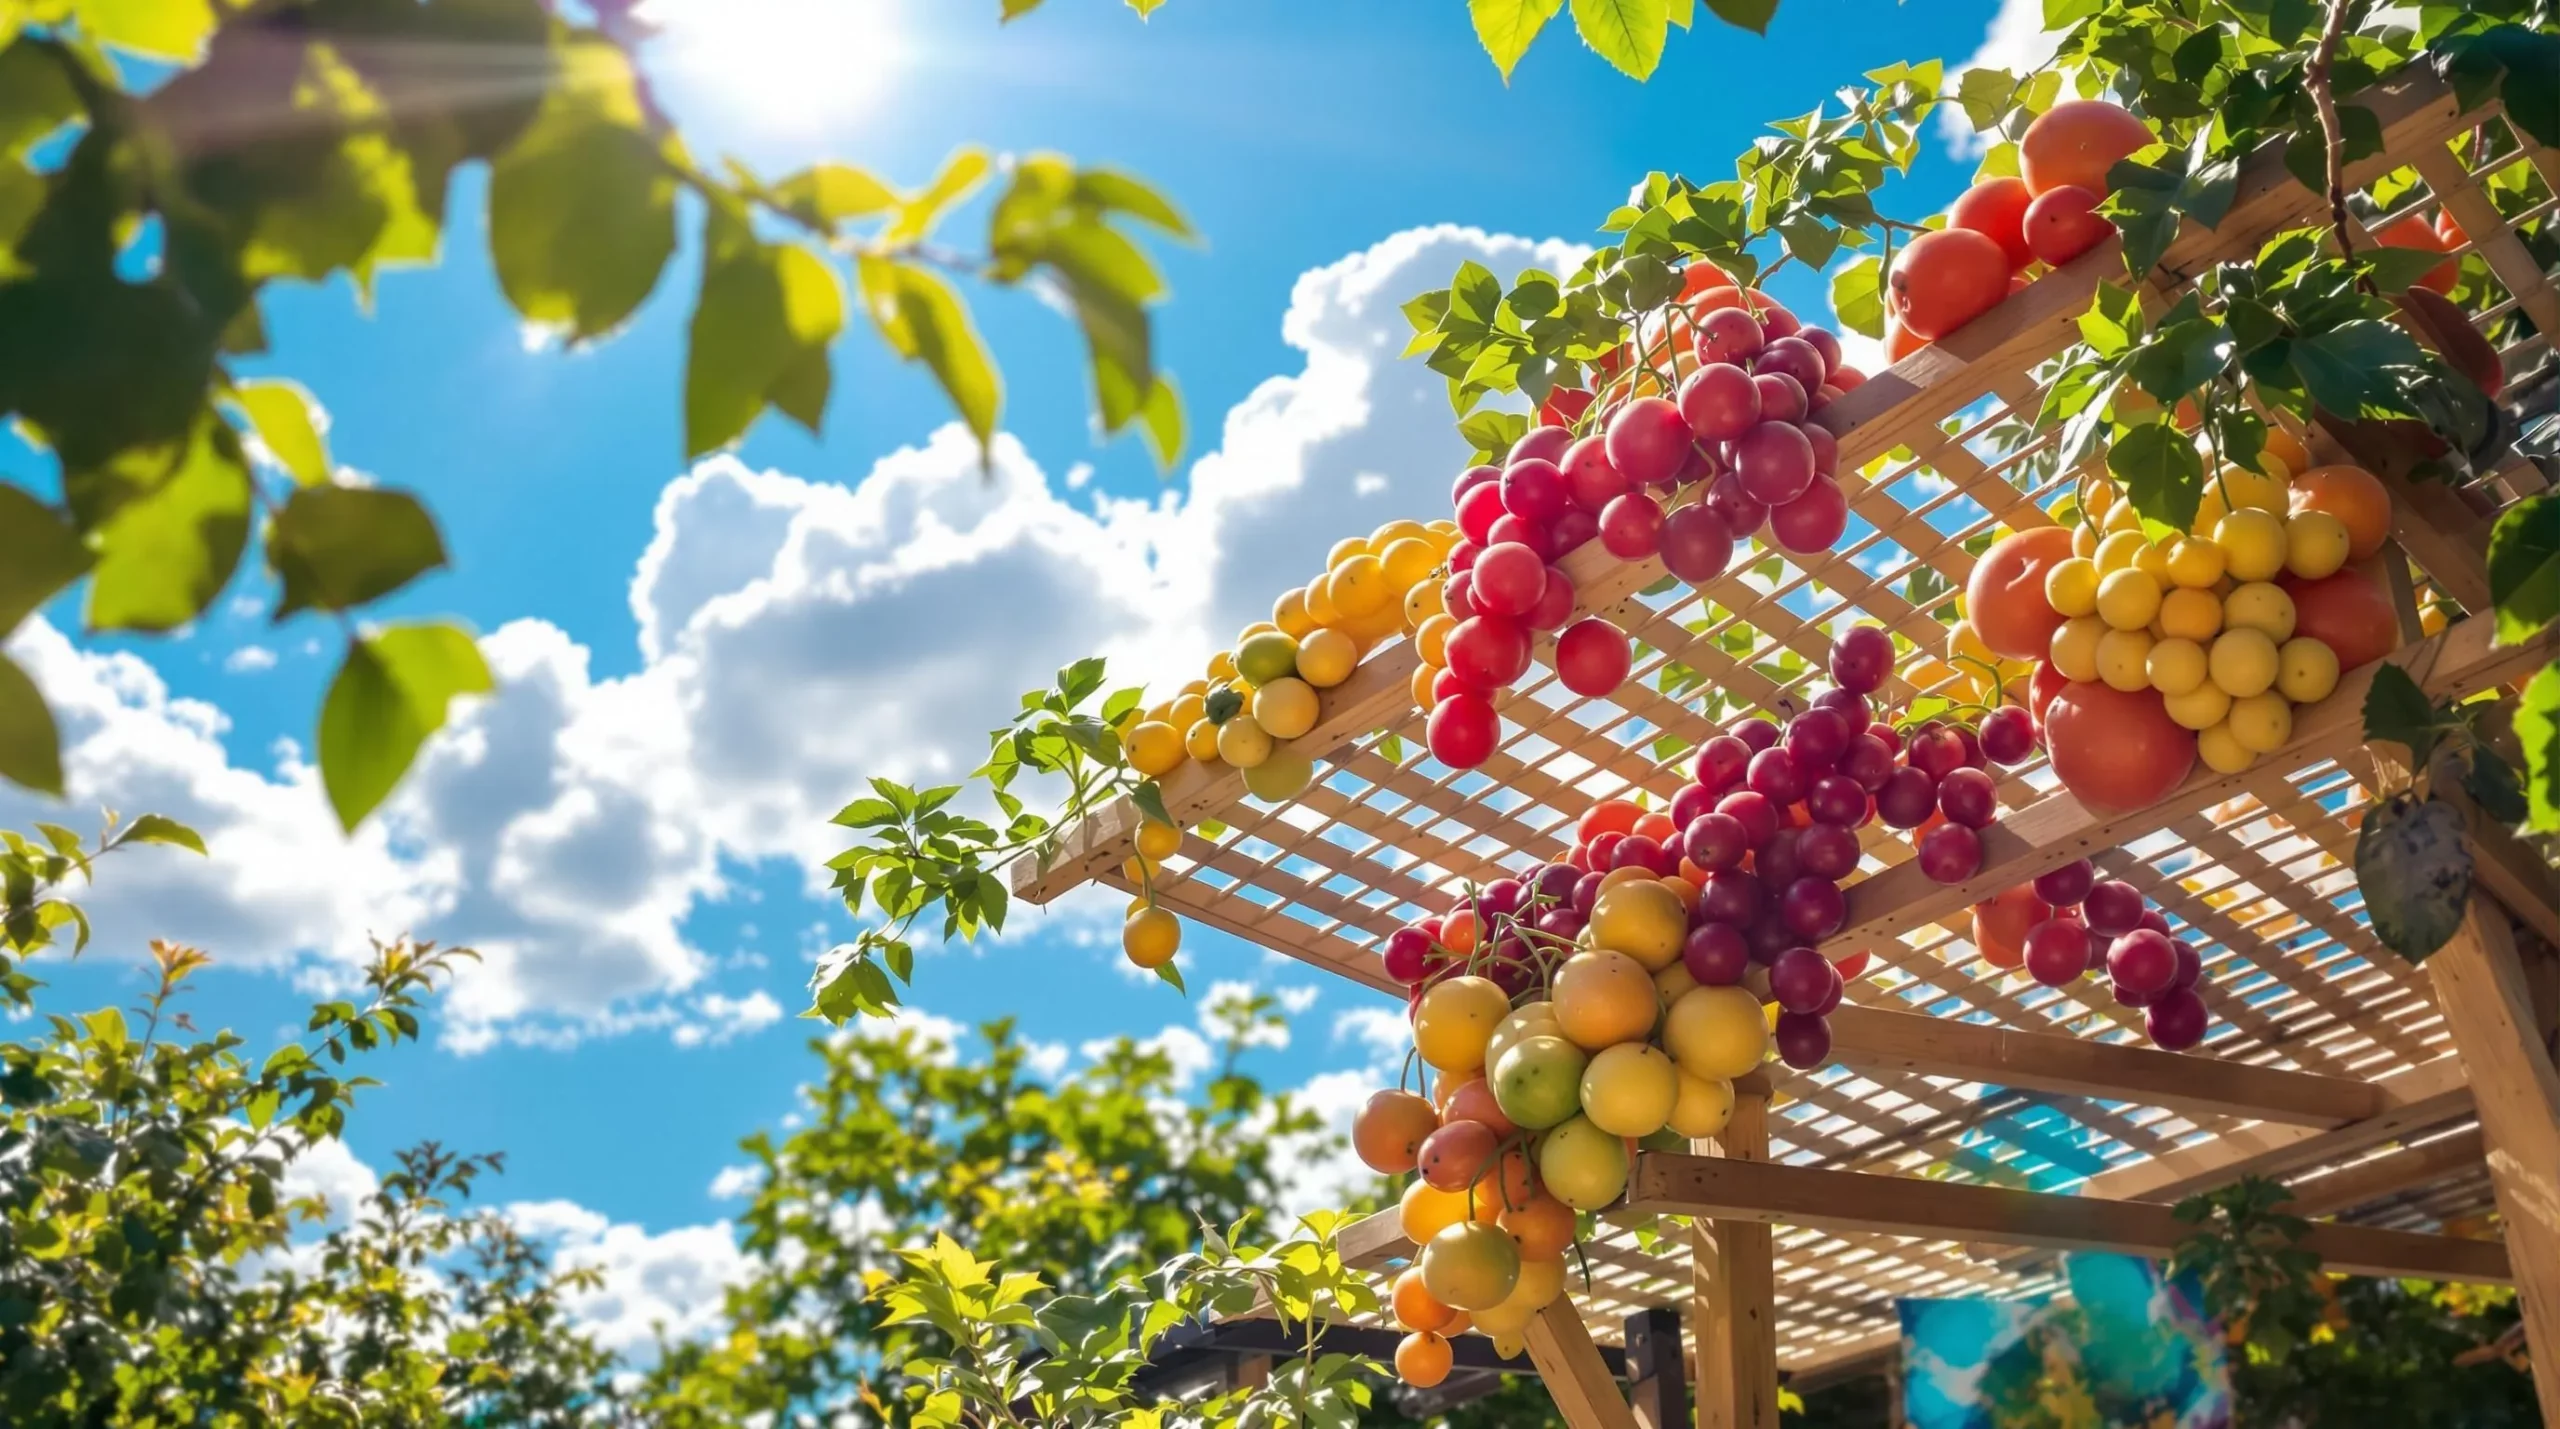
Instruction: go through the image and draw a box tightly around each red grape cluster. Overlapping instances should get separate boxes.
[1423,286,1867,772]
[1826,626,2043,886]
[1378,866,1587,1006]
[1978,862,2211,1050]
[1426,426,1619,769]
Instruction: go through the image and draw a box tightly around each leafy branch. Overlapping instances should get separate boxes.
[876,1211,1381,1429]
[0,0,1190,832]
[2170,1176,2326,1361]
[811,658,1178,1022]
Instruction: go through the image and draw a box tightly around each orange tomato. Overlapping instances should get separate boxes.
[2289,465,2392,562]
[2020,100,2157,197]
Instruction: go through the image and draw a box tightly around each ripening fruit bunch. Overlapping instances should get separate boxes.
[1358,860,1795,1383]
[1961,452,2405,815]
[1884,100,2156,362]
[1116,518,1461,802]
[1967,862,2212,1050]
[1418,271,1872,773]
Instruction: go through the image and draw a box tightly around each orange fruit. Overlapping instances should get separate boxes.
[2289,465,2391,562]
[1396,1331,1453,1388]
[2020,100,2156,197]
[1393,1267,1456,1333]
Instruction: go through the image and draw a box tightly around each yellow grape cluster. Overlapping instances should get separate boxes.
[2042,466,2344,776]
[1112,519,1458,971]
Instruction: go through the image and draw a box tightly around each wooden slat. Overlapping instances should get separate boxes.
[2424,897,2560,1424]
[1819,613,2560,962]
[2286,1126,2486,1218]
[2072,1053,2475,1205]
[1824,1005,2385,1128]
[1525,1298,1643,1429]
[2414,143,2560,341]
[1625,1153,2513,1284]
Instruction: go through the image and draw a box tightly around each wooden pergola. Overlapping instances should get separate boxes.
[1017,65,2560,1427]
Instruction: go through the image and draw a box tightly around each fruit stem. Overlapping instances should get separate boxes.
[1947,653,2010,708]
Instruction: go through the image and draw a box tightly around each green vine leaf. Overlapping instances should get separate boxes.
[0,651,63,796]
[317,623,494,831]
[0,487,94,636]
[227,379,333,487]
[685,226,844,457]
[1471,0,1566,80]
[267,486,450,618]
[1701,0,1775,35]
[2488,492,2560,646]
[84,416,253,635]
[2359,663,2445,769]
[486,36,676,342]
[2354,793,2473,965]
[1570,0,1671,79]
[2516,662,2560,834]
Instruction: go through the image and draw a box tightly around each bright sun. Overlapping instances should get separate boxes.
[643,0,905,132]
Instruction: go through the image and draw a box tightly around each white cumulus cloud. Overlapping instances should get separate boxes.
[1,224,1575,1053]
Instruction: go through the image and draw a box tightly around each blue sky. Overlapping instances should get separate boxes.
[6,0,2027,1350]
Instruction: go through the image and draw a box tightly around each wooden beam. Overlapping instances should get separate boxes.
[1693,1093,1780,1429]
[1622,1306,1688,1429]
[1525,1298,1642,1429]
[1819,613,2560,963]
[2284,1126,2487,1218]
[1824,1005,2384,1128]
[2423,897,2560,1425]
[1625,1152,2513,1284]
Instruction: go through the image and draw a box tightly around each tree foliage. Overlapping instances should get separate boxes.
[621,985,1324,1425]
[0,814,620,1427]
[0,0,1190,830]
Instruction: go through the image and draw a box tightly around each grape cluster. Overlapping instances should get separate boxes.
[1823,625,2043,886]
[1420,283,1868,771]
[1980,860,2211,1050]
[1378,865,1586,1004]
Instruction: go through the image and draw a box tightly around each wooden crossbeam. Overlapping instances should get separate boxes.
[1819,613,2560,962]
[1823,1005,2384,1128]
[1623,1153,2513,1284]
[2285,1125,2487,1218]
[1526,1298,1642,1429]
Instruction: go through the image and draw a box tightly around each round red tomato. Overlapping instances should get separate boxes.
[2044,680,2195,813]
[2281,570,2400,672]
[1966,527,2077,661]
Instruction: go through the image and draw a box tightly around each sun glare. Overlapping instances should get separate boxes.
[644,0,905,133]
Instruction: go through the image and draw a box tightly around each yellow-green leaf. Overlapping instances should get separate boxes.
[86,417,252,634]
[887,147,990,244]
[772,163,899,227]
[1471,0,1565,80]
[267,485,449,616]
[318,622,493,830]
[487,36,676,340]
[0,649,62,795]
[685,228,844,456]
[77,0,212,59]
[1572,0,1670,78]
[0,485,92,634]
[859,256,999,448]
[229,379,332,486]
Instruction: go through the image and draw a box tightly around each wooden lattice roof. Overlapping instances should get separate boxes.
[1018,66,2560,1379]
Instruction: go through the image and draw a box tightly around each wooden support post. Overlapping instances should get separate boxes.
[1524,1299,1641,1429]
[2425,896,2560,1427]
[1692,1093,1780,1429]
[1622,1306,1687,1429]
